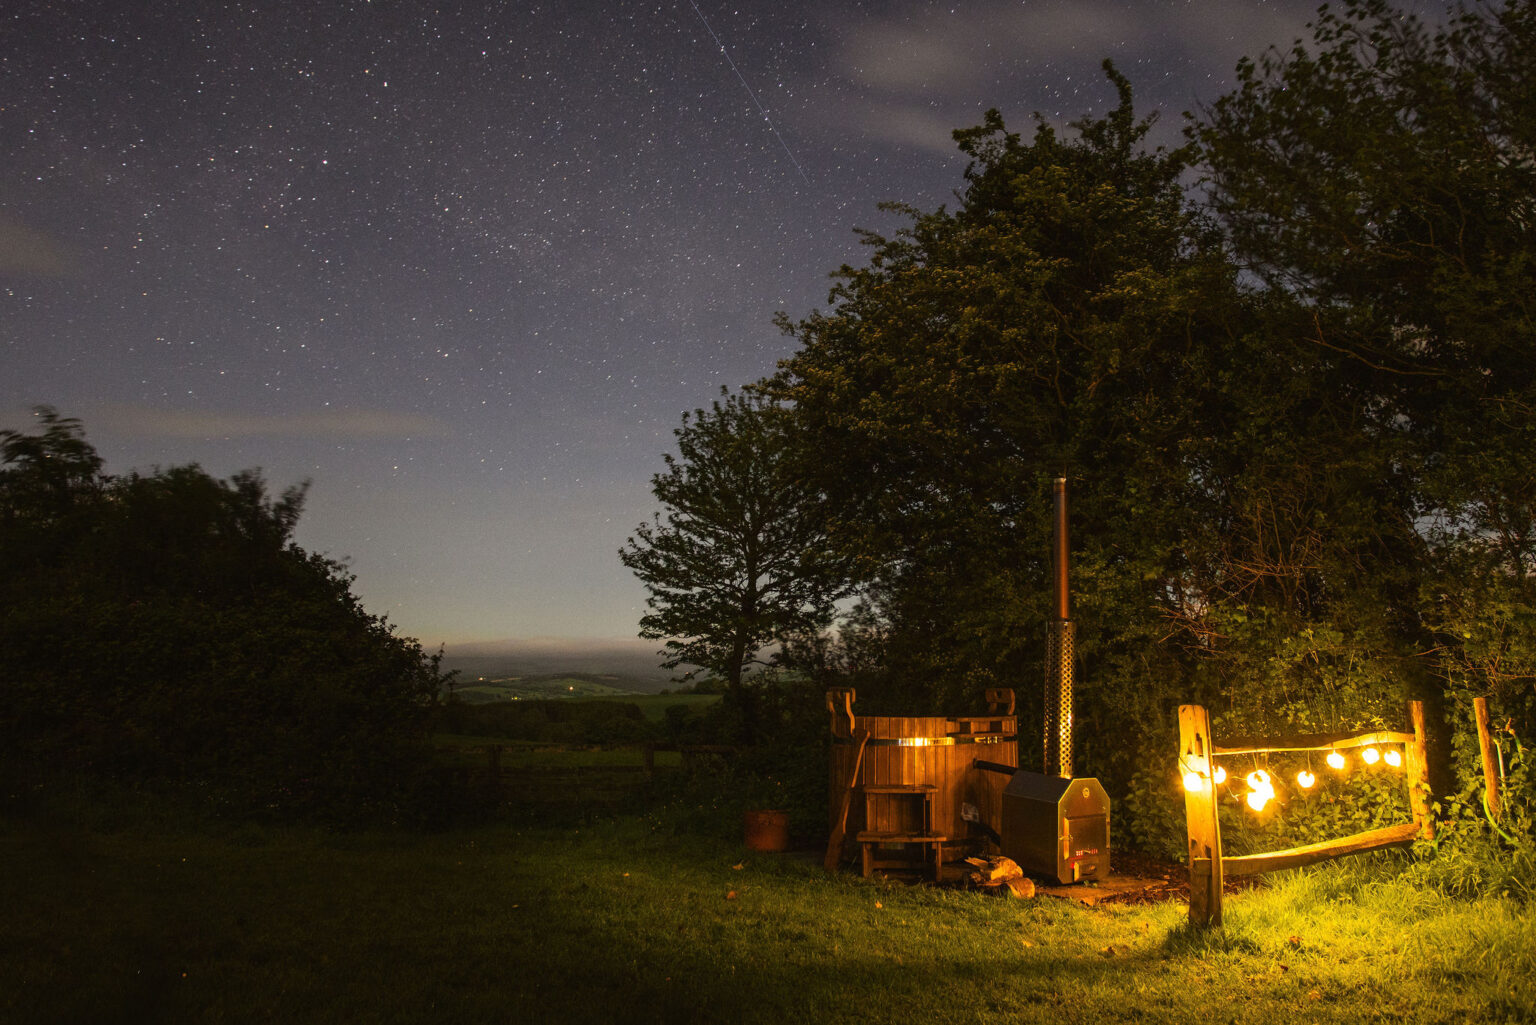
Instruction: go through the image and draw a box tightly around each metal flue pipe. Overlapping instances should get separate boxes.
[1043,477,1074,779]
[1052,477,1070,621]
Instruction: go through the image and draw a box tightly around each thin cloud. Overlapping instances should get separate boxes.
[858,100,974,155]
[826,0,1316,154]
[0,215,74,277]
[96,405,452,441]
[841,4,1138,96]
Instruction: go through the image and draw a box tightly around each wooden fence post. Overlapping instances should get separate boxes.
[1473,697,1502,823]
[1406,700,1434,840]
[1179,704,1223,928]
[827,688,856,739]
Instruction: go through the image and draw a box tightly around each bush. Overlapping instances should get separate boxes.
[1405,723,1535,902]
[0,409,447,821]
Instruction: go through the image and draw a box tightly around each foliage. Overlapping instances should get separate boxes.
[1406,722,1536,902]
[1198,0,1536,470]
[620,388,852,739]
[770,63,1421,806]
[1196,0,1536,718]
[601,1,1536,878]
[0,408,447,820]
[748,3,1536,870]
[1184,0,1536,872]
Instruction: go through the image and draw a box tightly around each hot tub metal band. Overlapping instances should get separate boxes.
[830,734,1019,747]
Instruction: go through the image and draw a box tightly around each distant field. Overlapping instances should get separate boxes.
[440,640,676,692]
[448,673,722,720]
[430,735,685,769]
[451,673,643,703]
[608,693,719,721]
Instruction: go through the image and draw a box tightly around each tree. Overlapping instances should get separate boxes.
[0,406,104,553]
[620,389,849,739]
[772,68,1251,729]
[1195,0,1536,740]
[0,408,447,818]
[770,63,1442,805]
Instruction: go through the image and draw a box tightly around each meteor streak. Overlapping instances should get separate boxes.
[687,0,810,185]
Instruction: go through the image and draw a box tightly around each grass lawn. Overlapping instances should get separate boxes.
[4,792,1533,1025]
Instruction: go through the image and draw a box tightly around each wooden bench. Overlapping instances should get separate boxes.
[857,783,947,880]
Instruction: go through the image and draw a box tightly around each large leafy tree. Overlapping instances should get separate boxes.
[773,69,1244,740]
[0,408,446,817]
[771,64,1435,795]
[620,389,849,738]
[1196,0,1536,737]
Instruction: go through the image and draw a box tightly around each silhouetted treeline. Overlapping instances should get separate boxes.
[0,409,449,821]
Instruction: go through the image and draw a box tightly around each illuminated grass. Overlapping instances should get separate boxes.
[2,807,1530,1024]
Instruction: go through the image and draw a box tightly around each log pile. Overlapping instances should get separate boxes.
[963,856,1036,898]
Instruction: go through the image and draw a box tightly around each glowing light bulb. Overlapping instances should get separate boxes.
[1384,749,1402,768]
[1183,770,1205,792]
[1362,747,1381,765]
[1213,765,1227,785]
[1327,750,1346,770]
[1297,770,1316,789]
[1244,769,1275,812]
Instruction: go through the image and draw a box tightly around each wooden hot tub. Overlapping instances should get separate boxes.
[827,688,1019,871]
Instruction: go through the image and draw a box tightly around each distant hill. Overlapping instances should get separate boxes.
[440,638,678,694]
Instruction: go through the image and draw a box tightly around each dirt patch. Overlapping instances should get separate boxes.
[1086,849,1264,906]
[871,845,1265,906]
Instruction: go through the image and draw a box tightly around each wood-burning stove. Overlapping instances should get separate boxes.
[974,478,1112,884]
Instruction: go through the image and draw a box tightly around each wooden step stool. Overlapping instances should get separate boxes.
[856,783,947,881]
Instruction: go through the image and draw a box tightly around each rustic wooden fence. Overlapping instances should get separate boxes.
[1178,701,1434,928]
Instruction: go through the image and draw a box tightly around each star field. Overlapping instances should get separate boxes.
[1,0,1416,647]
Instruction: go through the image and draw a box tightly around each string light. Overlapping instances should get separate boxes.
[1245,769,1275,812]
[1181,739,1409,809]
[1181,752,1210,792]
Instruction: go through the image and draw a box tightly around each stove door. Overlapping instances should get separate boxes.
[1065,814,1108,879]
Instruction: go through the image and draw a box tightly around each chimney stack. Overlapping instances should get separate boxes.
[1044,477,1074,778]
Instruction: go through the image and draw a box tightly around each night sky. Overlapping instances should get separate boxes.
[2,0,1422,652]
